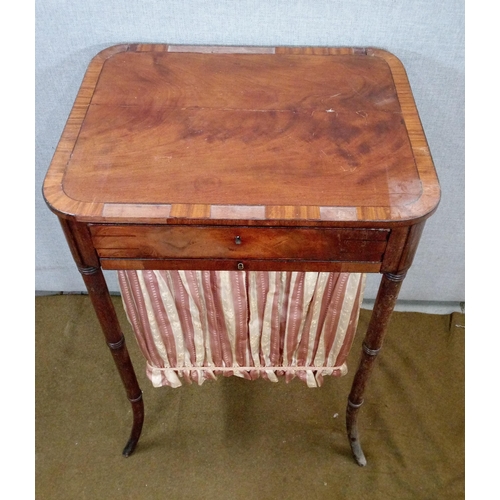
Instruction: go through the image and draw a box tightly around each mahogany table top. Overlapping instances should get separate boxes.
[44,44,440,227]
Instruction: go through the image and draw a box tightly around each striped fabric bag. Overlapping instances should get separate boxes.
[118,271,366,388]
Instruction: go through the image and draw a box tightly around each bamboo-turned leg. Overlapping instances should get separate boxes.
[346,271,406,466]
[79,265,144,457]
[58,219,144,456]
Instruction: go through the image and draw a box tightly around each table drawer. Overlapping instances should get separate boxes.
[90,225,389,263]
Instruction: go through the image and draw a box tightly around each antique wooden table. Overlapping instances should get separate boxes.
[43,44,440,466]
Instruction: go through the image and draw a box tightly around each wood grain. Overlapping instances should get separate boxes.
[90,225,389,262]
[43,44,439,225]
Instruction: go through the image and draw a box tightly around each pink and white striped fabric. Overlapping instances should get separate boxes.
[118,271,365,388]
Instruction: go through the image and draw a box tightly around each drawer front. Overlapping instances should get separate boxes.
[90,225,389,263]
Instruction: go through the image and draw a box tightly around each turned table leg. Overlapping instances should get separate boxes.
[79,266,144,456]
[346,271,406,466]
[59,219,144,456]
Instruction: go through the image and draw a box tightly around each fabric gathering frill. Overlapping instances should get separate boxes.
[118,270,366,388]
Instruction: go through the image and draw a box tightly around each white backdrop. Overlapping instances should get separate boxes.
[35,0,464,302]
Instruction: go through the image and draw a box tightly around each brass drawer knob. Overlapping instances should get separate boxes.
[235,236,242,245]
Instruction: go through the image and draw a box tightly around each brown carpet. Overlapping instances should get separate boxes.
[36,295,464,499]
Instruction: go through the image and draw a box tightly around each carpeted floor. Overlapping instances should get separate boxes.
[36,294,464,499]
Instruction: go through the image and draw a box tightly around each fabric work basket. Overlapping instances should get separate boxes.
[118,270,366,388]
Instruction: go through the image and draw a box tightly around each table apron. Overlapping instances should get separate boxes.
[99,258,382,273]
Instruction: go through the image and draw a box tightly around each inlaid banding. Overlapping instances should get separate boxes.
[128,393,143,403]
[78,265,99,275]
[108,335,125,350]
[168,45,276,54]
[362,343,381,356]
[348,398,364,409]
